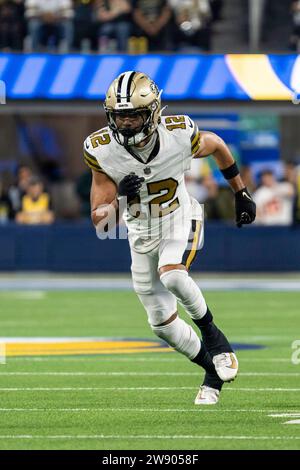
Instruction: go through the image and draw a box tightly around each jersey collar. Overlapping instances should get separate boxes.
[124,132,160,165]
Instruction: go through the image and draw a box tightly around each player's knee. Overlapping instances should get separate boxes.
[133,283,153,295]
[137,292,176,326]
[160,269,189,297]
[131,268,154,295]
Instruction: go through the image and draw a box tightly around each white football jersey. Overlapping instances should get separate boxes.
[83,115,204,253]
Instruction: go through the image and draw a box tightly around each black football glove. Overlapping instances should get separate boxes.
[118,173,145,202]
[235,187,256,228]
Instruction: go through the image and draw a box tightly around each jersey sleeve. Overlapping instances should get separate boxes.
[187,117,201,158]
[83,136,104,173]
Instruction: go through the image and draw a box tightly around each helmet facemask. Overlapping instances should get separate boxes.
[105,107,153,146]
[105,98,160,146]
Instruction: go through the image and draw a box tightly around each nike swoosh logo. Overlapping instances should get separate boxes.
[242,191,252,201]
[229,353,238,370]
[86,142,90,149]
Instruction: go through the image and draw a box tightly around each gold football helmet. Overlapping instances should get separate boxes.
[104,71,162,146]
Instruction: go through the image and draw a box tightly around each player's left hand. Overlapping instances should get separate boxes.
[235,188,256,228]
[118,172,145,202]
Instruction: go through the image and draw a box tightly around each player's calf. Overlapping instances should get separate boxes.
[193,307,233,356]
[151,314,201,360]
[152,315,224,403]
[159,268,238,382]
[193,307,238,382]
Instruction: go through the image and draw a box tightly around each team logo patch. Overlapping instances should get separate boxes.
[0,339,264,357]
[150,82,159,95]
[0,338,171,357]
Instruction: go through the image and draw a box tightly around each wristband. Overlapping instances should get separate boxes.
[220,162,239,180]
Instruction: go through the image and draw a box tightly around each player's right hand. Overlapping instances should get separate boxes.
[235,187,256,228]
[118,173,145,201]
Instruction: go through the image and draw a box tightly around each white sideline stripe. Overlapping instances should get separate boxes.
[0,372,299,377]
[284,420,300,424]
[1,277,300,291]
[0,387,299,392]
[0,291,46,300]
[0,435,299,441]
[0,408,300,413]
[269,413,300,418]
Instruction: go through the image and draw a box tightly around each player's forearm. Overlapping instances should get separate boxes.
[202,132,256,226]
[211,139,245,192]
[225,173,245,193]
[91,199,119,228]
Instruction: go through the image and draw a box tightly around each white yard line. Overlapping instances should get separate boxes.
[0,434,298,440]
[4,357,292,363]
[0,387,299,392]
[227,387,300,392]
[237,359,291,363]
[230,372,300,377]
[0,372,299,377]
[0,408,299,413]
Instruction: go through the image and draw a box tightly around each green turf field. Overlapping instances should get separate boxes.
[0,289,299,450]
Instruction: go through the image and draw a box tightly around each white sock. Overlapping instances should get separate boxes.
[160,269,207,320]
[151,315,200,360]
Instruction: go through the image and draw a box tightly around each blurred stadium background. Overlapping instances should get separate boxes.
[1,0,300,272]
[0,0,300,451]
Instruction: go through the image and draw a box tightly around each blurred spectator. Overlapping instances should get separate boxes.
[0,173,14,223]
[185,155,236,220]
[169,0,212,51]
[240,165,256,194]
[132,0,172,52]
[290,0,300,51]
[209,0,222,22]
[73,0,95,52]
[0,0,24,51]
[284,162,298,186]
[283,162,300,224]
[16,175,54,224]
[76,170,92,217]
[185,158,235,220]
[185,157,211,202]
[253,169,295,225]
[8,164,33,214]
[25,0,74,52]
[95,0,132,52]
[201,174,235,221]
[296,164,300,224]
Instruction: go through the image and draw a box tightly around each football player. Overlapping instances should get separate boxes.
[83,71,256,405]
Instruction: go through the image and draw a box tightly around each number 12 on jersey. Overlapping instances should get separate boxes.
[128,177,179,219]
